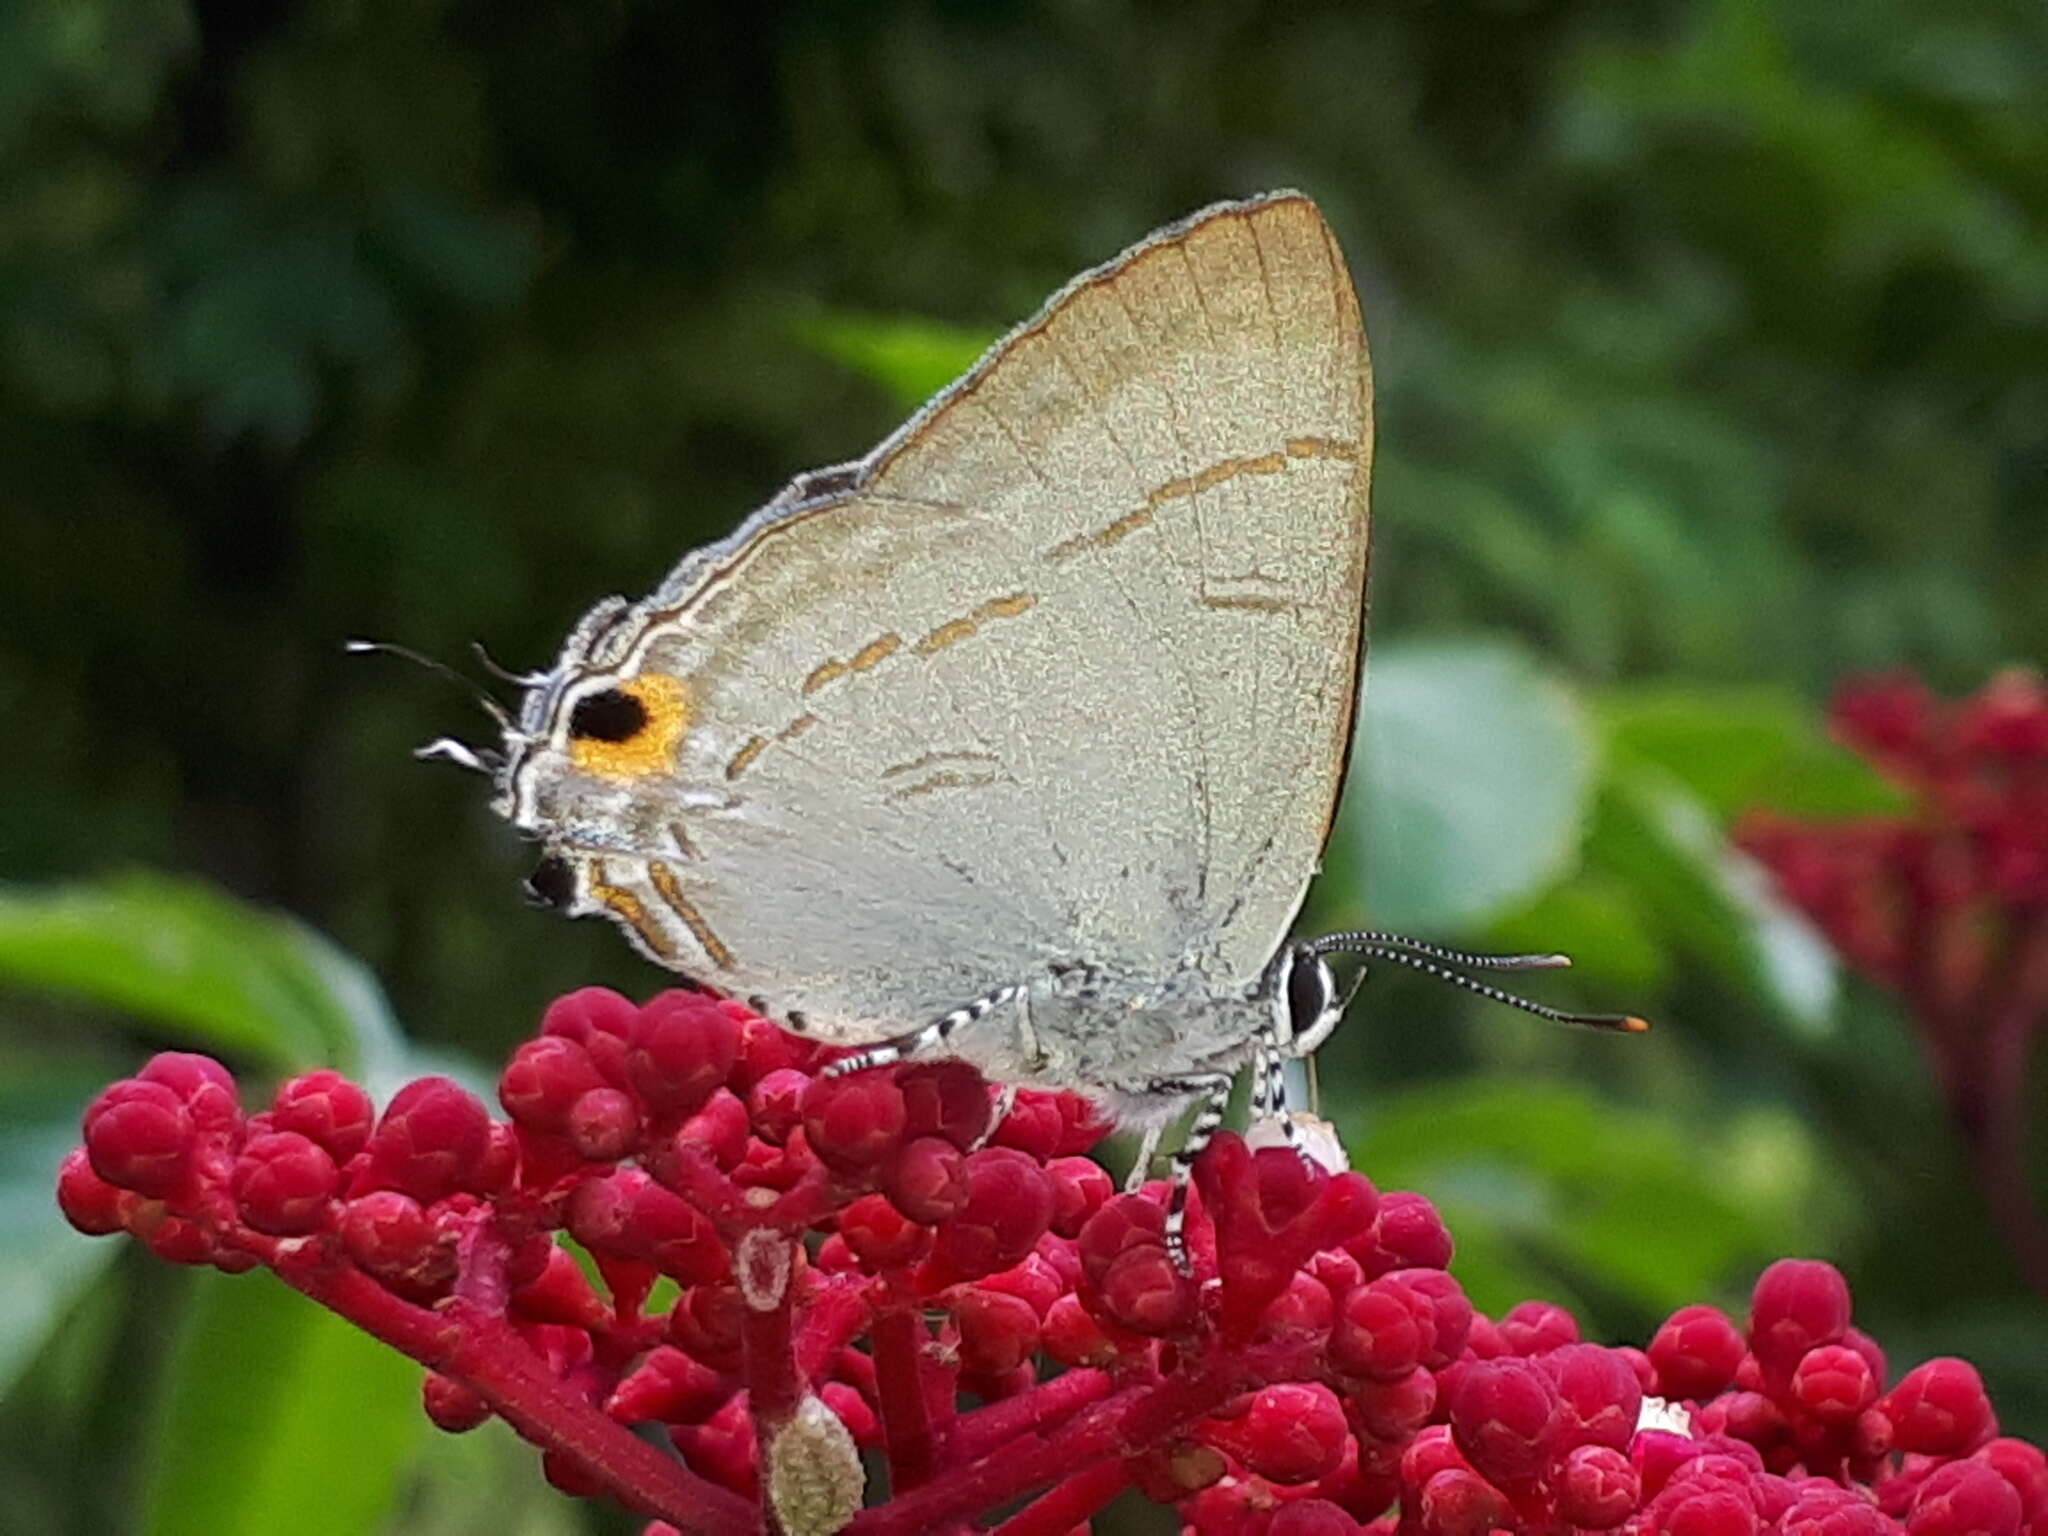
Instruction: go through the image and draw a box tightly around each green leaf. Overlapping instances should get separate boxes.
[0,1066,122,1393]
[792,308,995,410]
[1347,1078,1807,1318]
[1586,765,1838,1035]
[141,1270,425,1536]
[1339,640,1597,930]
[0,876,405,1083]
[1600,685,1903,821]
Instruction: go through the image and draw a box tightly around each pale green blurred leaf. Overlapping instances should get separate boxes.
[0,875,406,1084]
[384,1419,583,1536]
[143,1271,425,1536]
[1601,686,1904,821]
[1343,641,1597,930]
[1587,766,1839,1035]
[793,308,994,410]
[1348,1078,1808,1318]
[0,1066,119,1394]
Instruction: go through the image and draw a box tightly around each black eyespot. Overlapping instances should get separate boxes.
[567,688,647,743]
[1287,953,1338,1038]
[524,854,575,911]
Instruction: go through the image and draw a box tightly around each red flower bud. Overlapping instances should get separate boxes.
[1386,1267,1472,1368]
[83,1079,195,1197]
[1349,1190,1452,1276]
[498,1036,608,1134]
[674,1087,750,1168]
[137,1052,241,1131]
[1095,1244,1197,1335]
[1077,1193,1169,1284]
[1347,1365,1436,1443]
[1884,1358,1997,1455]
[1499,1297,1579,1355]
[668,1282,743,1371]
[747,1068,810,1146]
[340,1190,453,1295]
[1557,1444,1639,1529]
[1907,1460,2022,1536]
[896,1060,993,1151]
[1545,1343,1643,1452]
[1416,1466,1509,1535]
[1977,1438,2048,1529]
[1268,1498,1363,1536]
[1041,1292,1118,1367]
[231,1130,338,1235]
[928,1147,1052,1279]
[57,1146,129,1235]
[608,1346,729,1425]
[539,986,638,1085]
[423,1372,492,1433]
[1202,1383,1347,1485]
[362,1077,493,1202]
[1750,1259,1852,1384]
[626,990,739,1114]
[1329,1276,1430,1381]
[1651,1303,1747,1399]
[567,1087,640,1162]
[800,1072,907,1174]
[1046,1156,1113,1237]
[952,1288,1040,1377]
[883,1135,970,1224]
[1447,1356,1560,1485]
[1793,1343,1879,1426]
[269,1069,373,1161]
[839,1192,931,1269]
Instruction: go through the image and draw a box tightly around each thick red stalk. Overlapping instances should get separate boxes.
[988,1460,1132,1536]
[871,1303,940,1492]
[846,1338,1318,1535]
[947,1366,1115,1462]
[265,1243,757,1534]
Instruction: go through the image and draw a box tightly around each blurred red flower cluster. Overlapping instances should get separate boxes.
[1738,671,2048,1289]
[59,985,2045,1533]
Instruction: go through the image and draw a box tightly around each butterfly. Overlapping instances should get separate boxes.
[410,192,1641,1254]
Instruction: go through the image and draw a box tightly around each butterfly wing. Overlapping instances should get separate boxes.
[509,191,1371,1040]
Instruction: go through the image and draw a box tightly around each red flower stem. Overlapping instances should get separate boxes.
[871,1302,940,1491]
[846,1338,1315,1535]
[266,1245,757,1535]
[737,1229,805,1431]
[987,1460,1132,1536]
[660,1146,758,1235]
[946,1367,1115,1462]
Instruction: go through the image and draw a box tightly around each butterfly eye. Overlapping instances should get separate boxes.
[524,854,576,910]
[567,688,648,743]
[1286,953,1339,1043]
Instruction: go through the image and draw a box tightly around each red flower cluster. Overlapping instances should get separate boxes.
[58,987,2046,1533]
[1736,671,2048,1290]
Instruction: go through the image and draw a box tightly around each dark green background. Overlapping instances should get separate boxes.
[2,2,2044,1531]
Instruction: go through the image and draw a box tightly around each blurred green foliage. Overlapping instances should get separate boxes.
[2,0,2044,1530]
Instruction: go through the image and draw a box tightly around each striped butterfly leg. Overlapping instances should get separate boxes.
[817,984,1024,1079]
[1249,1031,1319,1173]
[1129,1071,1237,1275]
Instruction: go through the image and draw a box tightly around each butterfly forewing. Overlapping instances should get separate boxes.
[512,192,1371,1043]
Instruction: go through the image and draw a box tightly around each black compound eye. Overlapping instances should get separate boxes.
[524,854,576,911]
[567,688,647,743]
[1287,953,1339,1038]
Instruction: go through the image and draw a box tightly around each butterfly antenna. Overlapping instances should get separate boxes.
[1309,930,1573,971]
[1312,934,1649,1034]
[344,639,514,773]
[470,641,548,689]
